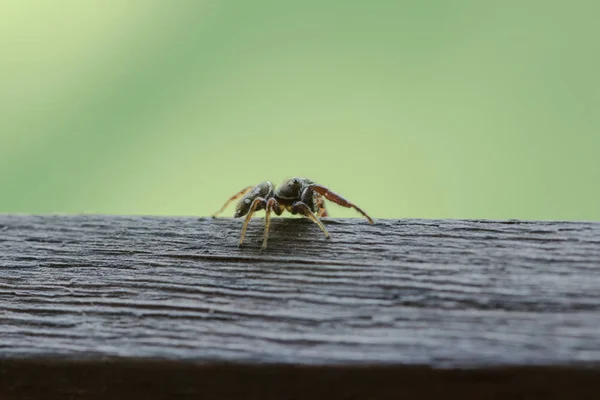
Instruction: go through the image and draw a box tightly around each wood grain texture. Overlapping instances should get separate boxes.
[1,214,600,399]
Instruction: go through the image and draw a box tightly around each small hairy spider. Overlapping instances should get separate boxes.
[213,178,373,249]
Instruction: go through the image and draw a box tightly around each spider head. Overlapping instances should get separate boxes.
[275,177,307,200]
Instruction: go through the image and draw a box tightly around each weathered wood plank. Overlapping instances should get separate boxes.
[1,215,600,398]
[1,215,600,364]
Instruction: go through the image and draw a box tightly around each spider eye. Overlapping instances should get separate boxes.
[244,199,251,205]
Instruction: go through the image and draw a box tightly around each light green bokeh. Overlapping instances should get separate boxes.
[1,1,599,220]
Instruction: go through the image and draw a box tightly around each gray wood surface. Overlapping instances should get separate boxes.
[2,214,600,368]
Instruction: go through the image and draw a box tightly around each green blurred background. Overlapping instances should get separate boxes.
[1,1,598,220]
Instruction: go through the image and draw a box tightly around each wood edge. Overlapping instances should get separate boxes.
[2,359,600,400]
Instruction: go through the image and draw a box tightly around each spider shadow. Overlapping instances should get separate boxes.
[240,217,334,251]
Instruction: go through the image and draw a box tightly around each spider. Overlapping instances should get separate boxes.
[212,178,373,249]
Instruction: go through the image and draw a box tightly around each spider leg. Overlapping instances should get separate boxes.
[212,186,253,217]
[291,201,330,239]
[262,198,279,250]
[239,197,267,247]
[315,193,329,218]
[308,185,373,224]
[273,203,284,216]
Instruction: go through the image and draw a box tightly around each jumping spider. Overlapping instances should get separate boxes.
[213,178,373,249]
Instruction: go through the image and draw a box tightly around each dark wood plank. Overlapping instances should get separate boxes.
[1,215,600,399]
[3,361,600,400]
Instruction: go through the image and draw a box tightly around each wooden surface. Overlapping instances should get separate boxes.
[1,214,600,399]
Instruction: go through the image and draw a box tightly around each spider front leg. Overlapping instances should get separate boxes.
[307,185,373,224]
[261,198,279,250]
[291,202,330,239]
[212,186,253,217]
[239,197,267,247]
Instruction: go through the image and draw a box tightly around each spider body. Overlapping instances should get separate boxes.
[213,178,373,249]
